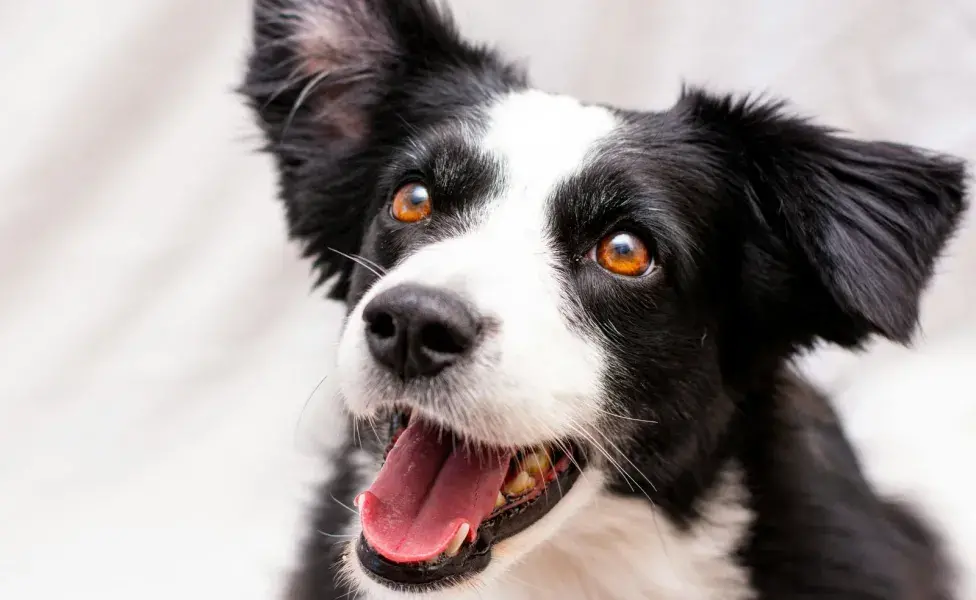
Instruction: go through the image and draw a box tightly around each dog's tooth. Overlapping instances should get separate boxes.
[503,471,535,496]
[495,491,506,509]
[444,523,470,558]
[522,450,551,477]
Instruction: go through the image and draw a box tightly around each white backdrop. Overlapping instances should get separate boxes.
[1,1,974,598]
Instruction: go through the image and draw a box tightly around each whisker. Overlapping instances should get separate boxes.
[330,494,358,516]
[545,443,563,500]
[327,247,384,278]
[590,426,658,493]
[348,252,387,275]
[365,414,382,445]
[569,423,640,496]
[352,411,363,449]
[317,530,357,539]
[597,407,658,425]
[546,429,594,491]
[527,414,566,502]
[582,423,673,561]
[294,373,330,447]
[335,587,358,600]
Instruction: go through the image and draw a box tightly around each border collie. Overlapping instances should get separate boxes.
[240,1,970,598]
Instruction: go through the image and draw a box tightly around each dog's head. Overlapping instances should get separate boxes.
[242,0,967,596]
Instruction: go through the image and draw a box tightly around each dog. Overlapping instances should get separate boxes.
[240,1,971,598]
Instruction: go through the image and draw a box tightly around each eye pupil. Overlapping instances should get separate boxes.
[609,234,634,257]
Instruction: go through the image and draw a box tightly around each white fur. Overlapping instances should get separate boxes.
[335,90,620,447]
[340,462,753,600]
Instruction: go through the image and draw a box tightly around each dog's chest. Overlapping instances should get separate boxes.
[481,487,755,600]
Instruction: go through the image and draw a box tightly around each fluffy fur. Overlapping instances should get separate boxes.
[240,1,970,598]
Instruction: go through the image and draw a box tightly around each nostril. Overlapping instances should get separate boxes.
[368,312,397,339]
[362,284,480,379]
[419,323,469,355]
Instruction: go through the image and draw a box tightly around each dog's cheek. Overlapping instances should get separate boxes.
[583,279,732,485]
[575,275,702,404]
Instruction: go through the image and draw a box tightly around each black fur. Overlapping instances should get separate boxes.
[242,0,526,298]
[286,437,361,600]
[739,373,955,599]
[240,1,968,598]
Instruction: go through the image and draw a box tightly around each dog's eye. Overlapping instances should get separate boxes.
[391,182,432,223]
[590,232,654,277]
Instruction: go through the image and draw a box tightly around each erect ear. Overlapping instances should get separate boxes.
[240,0,525,298]
[679,88,968,348]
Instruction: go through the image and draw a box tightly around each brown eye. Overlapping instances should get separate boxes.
[593,232,653,277]
[391,182,431,223]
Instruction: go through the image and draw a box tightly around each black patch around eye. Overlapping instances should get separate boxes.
[548,168,667,268]
[380,133,503,218]
[545,138,707,297]
[368,129,505,266]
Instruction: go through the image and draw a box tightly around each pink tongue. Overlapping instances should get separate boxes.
[358,419,512,564]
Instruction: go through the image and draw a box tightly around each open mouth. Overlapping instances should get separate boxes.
[353,408,586,589]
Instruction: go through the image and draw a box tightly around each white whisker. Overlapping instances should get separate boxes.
[327,247,385,278]
[597,407,658,425]
[294,372,330,447]
[318,530,357,539]
[330,494,358,516]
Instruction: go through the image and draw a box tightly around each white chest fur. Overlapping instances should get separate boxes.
[487,468,754,600]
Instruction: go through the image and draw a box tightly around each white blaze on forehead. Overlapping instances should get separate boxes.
[460,90,621,270]
[481,90,619,202]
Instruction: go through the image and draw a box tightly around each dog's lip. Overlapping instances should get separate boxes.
[356,529,492,589]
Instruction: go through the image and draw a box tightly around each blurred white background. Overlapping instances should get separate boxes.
[1,1,974,598]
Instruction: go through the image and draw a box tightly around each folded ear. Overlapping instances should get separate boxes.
[240,0,524,297]
[680,89,968,347]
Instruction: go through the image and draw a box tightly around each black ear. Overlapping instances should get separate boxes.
[240,0,525,297]
[680,89,968,347]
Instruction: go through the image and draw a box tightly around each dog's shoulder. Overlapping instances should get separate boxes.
[737,371,955,600]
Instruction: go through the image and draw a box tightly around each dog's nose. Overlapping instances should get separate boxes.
[362,284,480,379]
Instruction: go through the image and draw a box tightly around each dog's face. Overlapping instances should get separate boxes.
[243,0,966,596]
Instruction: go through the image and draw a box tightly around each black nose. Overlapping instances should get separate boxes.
[362,284,480,379]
